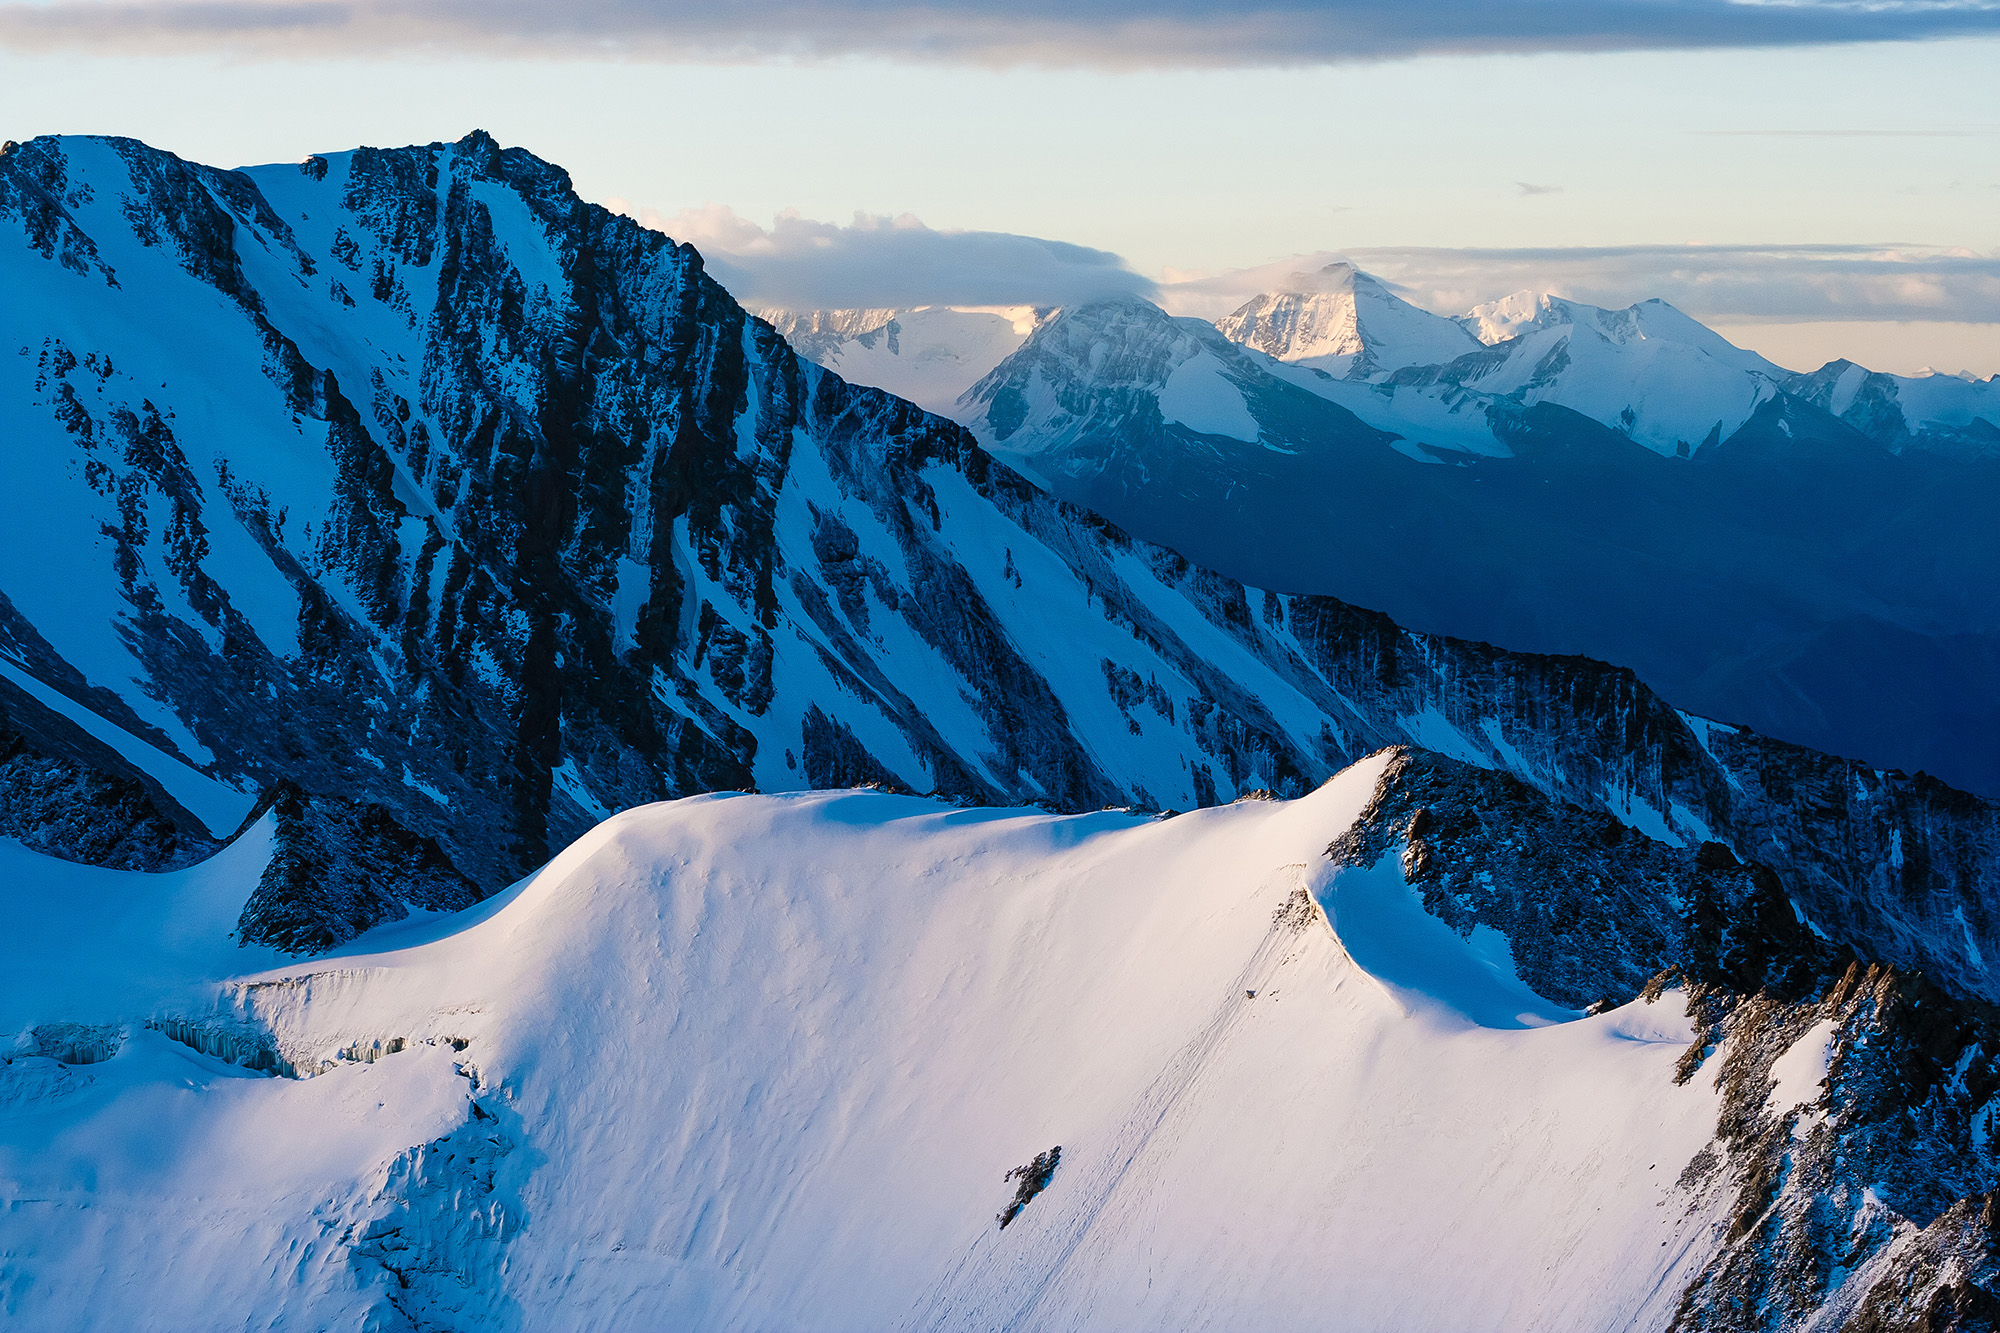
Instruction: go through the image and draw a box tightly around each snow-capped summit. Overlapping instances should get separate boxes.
[1787,356,2000,456]
[962,294,1399,481]
[1432,294,1785,458]
[1214,261,1484,378]
[754,306,902,360]
[1456,288,1546,344]
[1460,291,1782,374]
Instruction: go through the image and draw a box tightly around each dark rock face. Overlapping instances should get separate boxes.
[1322,746,1983,1015]
[1667,959,2000,1332]
[0,719,207,872]
[1326,748,1712,1010]
[0,664,219,871]
[998,1147,1062,1230]
[238,783,483,953]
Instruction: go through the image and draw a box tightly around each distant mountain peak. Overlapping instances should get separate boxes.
[1214,262,1481,378]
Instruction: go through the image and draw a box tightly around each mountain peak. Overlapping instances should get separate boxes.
[1215,262,1480,377]
[1457,290,1549,344]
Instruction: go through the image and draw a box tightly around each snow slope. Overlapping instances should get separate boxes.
[1445,293,1786,457]
[0,816,283,1031]
[0,755,1735,1331]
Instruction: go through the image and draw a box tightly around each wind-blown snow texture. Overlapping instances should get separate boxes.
[961,286,2000,798]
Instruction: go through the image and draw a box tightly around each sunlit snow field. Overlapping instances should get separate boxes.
[0,755,1732,1330]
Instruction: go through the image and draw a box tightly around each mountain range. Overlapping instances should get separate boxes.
[5,133,2000,1330]
[772,265,2000,795]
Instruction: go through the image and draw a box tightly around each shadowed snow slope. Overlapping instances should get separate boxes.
[0,754,1731,1332]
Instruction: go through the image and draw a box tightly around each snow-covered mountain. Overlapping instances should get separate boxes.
[1434,288,1997,462]
[11,133,1400,917]
[3,132,1941,944]
[963,293,2000,797]
[1787,356,2000,456]
[7,131,1998,945]
[10,132,2000,1330]
[1213,260,1485,377]
[758,304,1046,418]
[765,271,1998,465]
[6,749,2000,1330]
[1438,291,1788,457]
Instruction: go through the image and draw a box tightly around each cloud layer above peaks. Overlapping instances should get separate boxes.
[1161,244,2000,326]
[631,204,1153,311]
[658,202,2000,327]
[5,0,2000,62]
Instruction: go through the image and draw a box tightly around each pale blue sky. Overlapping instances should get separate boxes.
[4,23,1997,371]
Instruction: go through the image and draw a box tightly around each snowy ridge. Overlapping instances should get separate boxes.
[0,760,1735,1330]
[9,747,2000,1329]
[1438,292,1786,457]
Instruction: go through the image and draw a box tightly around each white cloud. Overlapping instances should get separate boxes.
[620,197,2000,327]
[1157,244,2000,325]
[617,202,1153,311]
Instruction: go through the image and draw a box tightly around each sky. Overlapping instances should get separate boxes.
[3,2,1997,373]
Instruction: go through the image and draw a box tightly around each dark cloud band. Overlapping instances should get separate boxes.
[4,0,2000,64]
